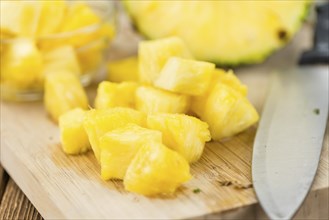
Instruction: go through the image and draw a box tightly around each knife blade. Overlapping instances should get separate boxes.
[252,3,329,220]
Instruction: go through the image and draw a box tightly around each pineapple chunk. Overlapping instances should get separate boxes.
[124,142,191,196]
[147,113,210,163]
[44,72,89,122]
[59,108,90,155]
[100,124,162,180]
[94,81,138,109]
[83,107,146,162]
[154,57,215,96]
[139,37,192,84]
[107,56,139,82]
[36,0,67,37]
[0,38,43,89]
[191,69,247,116]
[0,1,41,37]
[135,86,190,114]
[43,45,81,75]
[200,83,259,141]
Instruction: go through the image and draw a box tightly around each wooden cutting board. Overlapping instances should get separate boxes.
[1,14,328,219]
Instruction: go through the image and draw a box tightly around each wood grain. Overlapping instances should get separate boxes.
[0,179,43,220]
[0,165,9,204]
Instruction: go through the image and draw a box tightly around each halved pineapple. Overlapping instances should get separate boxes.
[59,108,90,155]
[83,107,146,162]
[0,38,43,89]
[139,37,192,84]
[42,45,81,76]
[124,1,310,65]
[147,113,210,163]
[154,57,215,96]
[135,86,190,114]
[100,124,162,180]
[124,142,191,196]
[107,56,139,82]
[191,68,247,116]
[44,72,89,122]
[94,81,138,109]
[200,83,259,141]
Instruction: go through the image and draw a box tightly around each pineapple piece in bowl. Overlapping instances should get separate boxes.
[124,142,191,196]
[139,37,192,84]
[107,56,139,83]
[135,86,190,114]
[100,124,162,180]
[147,113,211,163]
[59,108,90,155]
[44,72,89,122]
[83,107,146,162]
[154,57,215,96]
[94,81,139,109]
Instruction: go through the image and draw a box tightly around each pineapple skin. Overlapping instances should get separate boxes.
[201,84,259,141]
[59,108,90,155]
[124,1,311,65]
[135,86,190,114]
[99,124,162,180]
[44,72,89,122]
[154,57,215,96]
[107,56,139,82]
[83,107,147,162]
[138,37,192,84]
[124,142,191,196]
[147,113,211,163]
[94,81,139,110]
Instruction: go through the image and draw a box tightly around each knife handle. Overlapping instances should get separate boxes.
[299,3,329,65]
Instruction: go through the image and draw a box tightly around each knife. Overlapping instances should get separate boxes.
[252,3,329,220]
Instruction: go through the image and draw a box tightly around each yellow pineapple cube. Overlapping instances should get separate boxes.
[59,108,90,155]
[154,57,215,95]
[135,86,190,114]
[147,113,210,163]
[107,56,139,82]
[83,107,146,162]
[124,142,191,196]
[191,69,247,116]
[200,84,259,141]
[100,124,162,180]
[0,1,41,37]
[43,45,81,76]
[44,72,89,122]
[94,81,139,109]
[36,0,67,37]
[0,38,43,89]
[139,37,192,84]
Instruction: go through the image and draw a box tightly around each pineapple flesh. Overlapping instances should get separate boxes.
[44,72,89,122]
[100,124,162,180]
[154,57,215,96]
[135,86,190,114]
[200,83,259,141]
[191,68,247,116]
[1,38,43,90]
[59,108,90,155]
[94,81,139,109]
[124,142,191,196]
[139,37,192,84]
[124,1,310,65]
[147,113,211,163]
[83,107,146,162]
[42,45,81,76]
[107,56,139,82]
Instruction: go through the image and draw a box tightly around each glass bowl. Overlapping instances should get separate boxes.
[0,0,116,101]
